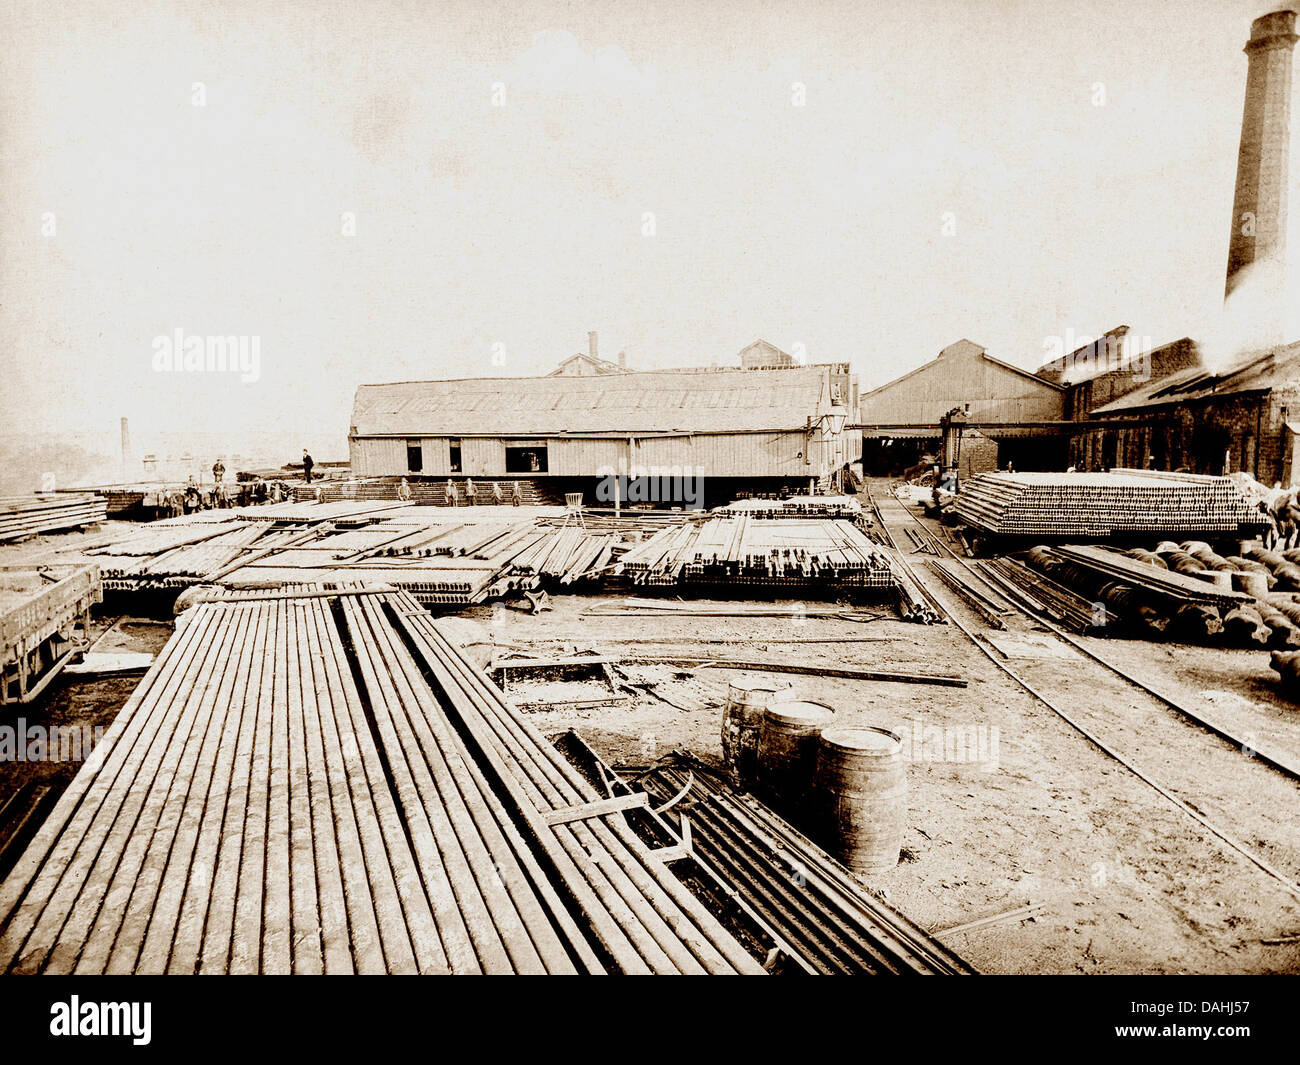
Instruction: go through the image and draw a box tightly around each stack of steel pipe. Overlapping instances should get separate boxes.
[0,493,107,541]
[954,471,1263,538]
[631,757,975,975]
[618,517,895,595]
[0,590,597,973]
[388,594,767,974]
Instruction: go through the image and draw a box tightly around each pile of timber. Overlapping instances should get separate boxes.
[0,586,763,973]
[616,753,975,975]
[618,516,895,596]
[0,494,107,542]
[954,471,1264,538]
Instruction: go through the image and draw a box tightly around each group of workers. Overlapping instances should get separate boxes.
[435,478,523,506]
[161,477,292,516]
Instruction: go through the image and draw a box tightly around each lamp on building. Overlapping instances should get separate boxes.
[823,402,848,436]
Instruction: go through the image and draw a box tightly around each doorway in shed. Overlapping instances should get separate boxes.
[505,443,548,473]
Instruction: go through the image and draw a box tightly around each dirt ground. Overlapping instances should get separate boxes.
[4,508,1300,974]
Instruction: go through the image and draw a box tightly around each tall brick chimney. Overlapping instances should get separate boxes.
[1226,9,1298,305]
[588,331,598,361]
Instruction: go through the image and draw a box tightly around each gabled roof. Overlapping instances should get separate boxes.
[352,365,836,436]
[738,339,795,368]
[860,339,1064,398]
[547,352,628,376]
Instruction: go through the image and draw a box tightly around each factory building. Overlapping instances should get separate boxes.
[1076,339,1300,484]
[349,344,859,507]
[857,338,1066,475]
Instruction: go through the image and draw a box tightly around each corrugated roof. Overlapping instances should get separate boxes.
[351,366,834,436]
[1092,339,1300,414]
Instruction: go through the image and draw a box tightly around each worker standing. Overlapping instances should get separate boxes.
[212,458,225,486]
[397,477,412,501]
[302,449,315,484]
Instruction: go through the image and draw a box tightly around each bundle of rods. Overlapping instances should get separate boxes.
[0,493,107,542]
[390,596,767,974]
[0,588,598,973]
[954,471,1263,538]
[619,516,895,595]
[624,756,975,975]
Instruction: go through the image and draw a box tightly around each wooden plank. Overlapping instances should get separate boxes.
[542,792,649,827]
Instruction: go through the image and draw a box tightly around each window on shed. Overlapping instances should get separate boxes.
[449,439,462,473]
[406,440,423,473]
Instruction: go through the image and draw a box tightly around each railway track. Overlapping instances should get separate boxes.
[871,489,1300,905]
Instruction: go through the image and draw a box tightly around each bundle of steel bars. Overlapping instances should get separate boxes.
[82,511,618,604]
[0,494,107,542]
[626,756,975,975]
[953,471,1264,538]
[388,596,767,974]
[0,585,764,974]
[618,517,895,594]
[723,496,863,519]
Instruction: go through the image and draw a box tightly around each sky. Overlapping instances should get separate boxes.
[0,0,1295,460]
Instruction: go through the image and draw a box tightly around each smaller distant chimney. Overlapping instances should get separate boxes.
[618,350,626,369]
[588,331,598,360]
[120,417,131,482]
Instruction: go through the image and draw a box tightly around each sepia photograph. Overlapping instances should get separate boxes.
[0,0,1296,1044]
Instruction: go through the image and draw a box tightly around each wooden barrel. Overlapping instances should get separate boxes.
[721,678,785,788]
[812,727,906,879]
[756,701,835,816]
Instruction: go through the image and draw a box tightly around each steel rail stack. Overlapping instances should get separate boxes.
[389,594,767,974]
[0,494,107,542]
[954,471,1265,539]
[618,516,896,595]
[0,584,767,974]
